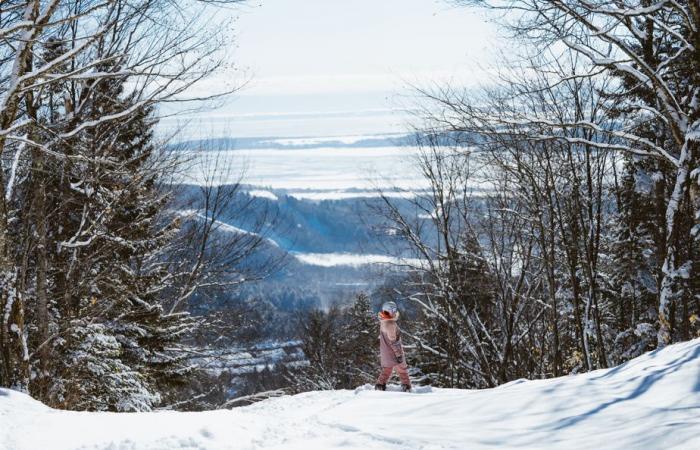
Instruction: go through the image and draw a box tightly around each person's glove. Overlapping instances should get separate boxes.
[396,355,404,364]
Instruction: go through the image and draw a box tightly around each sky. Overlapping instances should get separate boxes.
[162,0,501,139]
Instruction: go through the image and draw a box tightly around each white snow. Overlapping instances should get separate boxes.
[178,210,280,248]
[285,190,422,201]
[2,338,699,449]
[183,146,427,192]
[259,133,405,146]
[5,143,24,202]
[247,190,279,201]
[291,252,423,267]
[181,138,492,200]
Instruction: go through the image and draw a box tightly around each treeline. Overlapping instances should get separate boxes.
[375,0,700,388]
[0,0,264,411]
[292,293,379,391]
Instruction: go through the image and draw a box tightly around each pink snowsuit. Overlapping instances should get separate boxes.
[376,312,411,387]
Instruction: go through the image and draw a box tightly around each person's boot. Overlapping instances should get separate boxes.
[374,383,386,391]
[401,384,411,392]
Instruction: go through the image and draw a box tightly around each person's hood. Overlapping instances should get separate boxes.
[378,311,399,321]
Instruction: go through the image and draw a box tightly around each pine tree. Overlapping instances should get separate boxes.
[294,308,344,391]
[341,293,378,386]
[29,59,197,410]
[608,159,661,363]
[48,323,160,411]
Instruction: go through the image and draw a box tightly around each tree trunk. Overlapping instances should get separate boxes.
[32,147,50,381]
[0,0,40,390]
[658,141,693,347]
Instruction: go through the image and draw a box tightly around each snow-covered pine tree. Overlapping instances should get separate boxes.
[340,293,377,386]
[0,0,240,395]
[608,156,665,364]
[294,308,345,391]
[41,60,200,411]
[597,5,700,348]
[292,295,381,392]
[49,323,160,412]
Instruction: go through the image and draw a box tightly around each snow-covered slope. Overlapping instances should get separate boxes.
[2,339,699,450]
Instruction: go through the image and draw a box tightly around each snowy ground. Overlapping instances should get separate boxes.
[2,338,699,450]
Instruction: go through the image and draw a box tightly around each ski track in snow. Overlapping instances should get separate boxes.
[1,338,700,449]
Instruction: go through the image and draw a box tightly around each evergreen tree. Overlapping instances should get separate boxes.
[294,307,344,391]
[28,59,197,410]
[341,293,378,386]
[609,159,662,363]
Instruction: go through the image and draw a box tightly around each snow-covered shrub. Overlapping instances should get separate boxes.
[48,323,159,412]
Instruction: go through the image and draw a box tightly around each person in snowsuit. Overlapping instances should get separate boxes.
[375,301,412,392]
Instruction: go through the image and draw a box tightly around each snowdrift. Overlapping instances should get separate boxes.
[2,338,699,450]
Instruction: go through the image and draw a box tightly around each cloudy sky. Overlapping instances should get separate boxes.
[164,0,501,138]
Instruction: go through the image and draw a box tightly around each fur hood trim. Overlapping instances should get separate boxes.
[378,311,399,321]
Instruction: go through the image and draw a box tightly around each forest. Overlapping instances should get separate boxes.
[299,0,700,391]
[1,0,698,412]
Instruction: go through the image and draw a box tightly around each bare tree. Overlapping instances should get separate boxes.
[383,49,625,384]
[453,0,700,348]
[161,150,281,316]
[375,135,543,387]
